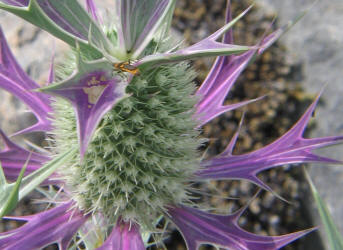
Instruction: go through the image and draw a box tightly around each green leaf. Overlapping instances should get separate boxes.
[305,170,343,250]
[158,0,176,40]
[18,147,78,199]
[137,45,251,69]
[0,148,76,217]
[37,56,114,94]
[129,0,177,59]
[0,156,28,218]
[135,5,253,68]
[0,0,114,58]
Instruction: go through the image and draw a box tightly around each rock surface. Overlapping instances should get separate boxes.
[0,11,66,138]
[258,0,343,245]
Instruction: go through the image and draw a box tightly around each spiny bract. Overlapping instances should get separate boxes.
[53,58,202,226]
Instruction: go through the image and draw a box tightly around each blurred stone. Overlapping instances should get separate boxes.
[257,0,343,247]
[0,12,67,137]
[170,1,322,250]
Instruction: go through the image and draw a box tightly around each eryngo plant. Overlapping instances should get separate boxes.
[0,0,341,249]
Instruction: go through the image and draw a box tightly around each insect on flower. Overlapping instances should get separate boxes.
[113,61,140,76]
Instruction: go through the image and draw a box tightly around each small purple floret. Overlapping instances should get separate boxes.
[97,220,145,250]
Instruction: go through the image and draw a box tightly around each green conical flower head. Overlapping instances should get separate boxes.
[52,60,202,227]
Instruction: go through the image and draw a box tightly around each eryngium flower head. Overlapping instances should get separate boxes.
[0,0,342,249]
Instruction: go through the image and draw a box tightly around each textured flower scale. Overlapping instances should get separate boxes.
[0,1,342,250]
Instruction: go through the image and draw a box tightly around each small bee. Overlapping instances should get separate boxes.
[113,61,140,76]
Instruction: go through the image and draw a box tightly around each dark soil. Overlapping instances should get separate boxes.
[162,0,323,249]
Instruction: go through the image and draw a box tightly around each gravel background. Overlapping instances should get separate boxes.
[166,1,322,249]
[257,1,343,248]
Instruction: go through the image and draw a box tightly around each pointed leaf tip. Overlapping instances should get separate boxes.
[0,202,88,249]
[209,4,253,41]
[196,1,299,126]
[168,206,314,250]
[0,129,50,185]
[97,220,145,250]
[305,170,343,250]
[0,27,52,134]
[19,147,77,200]
[135,4,254,68]
[116,0,173,59]
[197,95,343,193]
[0,154,29,218]
[39,59,129,157]
[0,0,115,57]
[86,0,101,23]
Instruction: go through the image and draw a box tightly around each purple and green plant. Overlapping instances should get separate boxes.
[305,169,343,250]
[0,0,341,249]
